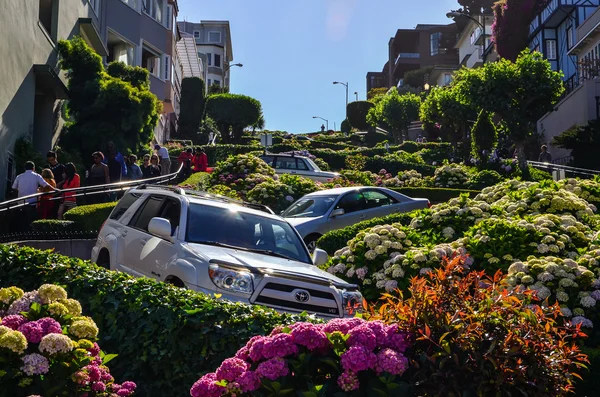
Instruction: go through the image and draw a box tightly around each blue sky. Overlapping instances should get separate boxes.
[178,0,459,133]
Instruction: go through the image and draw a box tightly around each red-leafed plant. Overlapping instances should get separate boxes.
[368,256,589,396]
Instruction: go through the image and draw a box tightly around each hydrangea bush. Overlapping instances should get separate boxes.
[0,285,136,396]
[208,154,276,200]
[190,318,411,397]
[433,164,471,188]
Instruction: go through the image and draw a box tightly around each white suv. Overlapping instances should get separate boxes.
[91,185,363,318]
[260,153,340,183]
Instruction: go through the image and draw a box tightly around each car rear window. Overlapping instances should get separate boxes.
[109,193,141,220]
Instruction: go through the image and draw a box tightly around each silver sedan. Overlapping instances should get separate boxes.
[283,187,430,251]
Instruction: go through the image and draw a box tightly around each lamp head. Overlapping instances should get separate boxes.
[446,11,461,18]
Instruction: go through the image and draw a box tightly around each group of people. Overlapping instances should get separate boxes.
[11,151,81,224]
[176,147,208,179]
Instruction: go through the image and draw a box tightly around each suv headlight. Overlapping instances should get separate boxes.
[208,264,254,294]
[343,291,364,315]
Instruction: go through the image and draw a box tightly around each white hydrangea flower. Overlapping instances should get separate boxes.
[365,250,377,261]
[537,272,554,282]
[581,296,596,308]
[508,262,526,274]
[556,291,570,302]
[560,307,573,318]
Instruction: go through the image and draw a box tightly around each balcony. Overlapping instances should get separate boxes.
[395,53,420,64]
[530,0,594,36]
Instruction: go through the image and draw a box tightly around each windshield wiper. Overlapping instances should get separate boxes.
[194,241,297,261]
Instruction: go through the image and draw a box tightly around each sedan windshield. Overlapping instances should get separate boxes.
[282,196,337,218]
[186,204,312,264]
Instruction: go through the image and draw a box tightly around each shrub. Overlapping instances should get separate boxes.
[469,169,503,189]
[206,185,240,199]
[278,174,319,198]
[347,101,375,131]
[203,144,260,165]
[247,180,296,213]
[190,318,411,397]
[208,154,275,200]
[369,257,589,396]
[345,154,367,171]
[0,245,314,396]
[433,163,471,188]
[317,213,415,255]
[178,172,209,190]
[63,202,117,231]
[313,157,330,171]
[389,187,480,203]
[0,284,136,396]
[340,118,351,134]
[364,155,436,176]
[526,165,553,181]
[30,219,77,232]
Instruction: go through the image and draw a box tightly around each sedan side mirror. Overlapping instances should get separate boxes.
[330,208,345,217]
[148,217,173,241]
[312,248,329,267]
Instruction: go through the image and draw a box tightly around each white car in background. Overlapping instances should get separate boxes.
[282,187,430,251]
[91,185,363,318]
[260,153,340,183]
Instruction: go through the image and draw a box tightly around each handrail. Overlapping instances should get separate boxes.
[527,160,600,178]
[0,162,184,213]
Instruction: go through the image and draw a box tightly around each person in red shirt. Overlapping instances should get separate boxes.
[191,148,208,173]
[177,148,194,179]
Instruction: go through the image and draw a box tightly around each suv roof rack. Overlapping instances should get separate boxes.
[182,189,276,215]
[136,184,185,195]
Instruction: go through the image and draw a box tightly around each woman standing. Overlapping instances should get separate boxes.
[141,154,152,179]
[58,163,81,219]
[38,169,57,219]
[87,151,110,204]
[149,154,162,177]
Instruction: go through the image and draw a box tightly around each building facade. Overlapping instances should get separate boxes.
[454,16,496,69]
[0,0,107,200]
[178,20,234,90]
[366,23,459,92]
[529,1,600,160]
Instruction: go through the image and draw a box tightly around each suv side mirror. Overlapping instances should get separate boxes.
[312,248,329,266]
[148,217,173,241]
[330,208,345,217]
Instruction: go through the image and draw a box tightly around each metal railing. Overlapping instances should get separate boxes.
[0,162,184,214]
[527,160,600,178]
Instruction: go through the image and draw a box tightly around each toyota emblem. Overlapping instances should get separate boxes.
[294,290,310,303]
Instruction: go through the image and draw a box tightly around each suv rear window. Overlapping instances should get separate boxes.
[109,193,141,220]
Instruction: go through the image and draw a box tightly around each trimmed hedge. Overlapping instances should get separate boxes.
[0,245,313,396]
[179,171,209,188]
[30,219,77,232]
[365,157,437,175]
[389,187,481,203]
[63,202,117,231]
[316,212,417,255]
[203,144,261,165]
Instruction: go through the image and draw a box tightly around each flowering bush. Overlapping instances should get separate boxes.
[247,180,297,213]
[468,169,503,189]
[0,285,136,396]
[433,163,471,188]
[190,318,411,396]
[206,185,240,200]
[560,177,600,208]
[209,154,276,199]
[373,169,428,188]
[369,257,589,396]
[277,174,319,199]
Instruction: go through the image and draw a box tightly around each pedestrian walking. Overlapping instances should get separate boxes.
[155,144,171,175]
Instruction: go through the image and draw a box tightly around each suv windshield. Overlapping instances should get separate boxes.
[282,196,337,218]
[304,158,321,171]
[186,203,312,264]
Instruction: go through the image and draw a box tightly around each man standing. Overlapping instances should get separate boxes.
[155,144,171,175]
[538,145,552,163]
[46,151,66,188]
[12,161,57,228]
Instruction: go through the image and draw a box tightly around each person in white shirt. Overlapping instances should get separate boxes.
[12,162,56,204]
[155,144,171,176]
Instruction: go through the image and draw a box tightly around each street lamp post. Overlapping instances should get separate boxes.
[312,116,329,131]
[446,11,487,64]
[354,92,358,101]
[223,63,243,88]
[333,81,349,119]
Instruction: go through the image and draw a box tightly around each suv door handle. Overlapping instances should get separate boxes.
[140,239,148,246]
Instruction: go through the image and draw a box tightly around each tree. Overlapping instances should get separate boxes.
[367,87,388,100]
[453,50,564,166]
[205,94,263,143]
[419,85,478,144]
[208,83,229,95]
[347,101,375,131]
[471,110,497,162]
[177,77,206,140]
[403,66,434,89]
[56,37,161,158]
[492,0,550,61]
[454,0,496,14]
[367,90,421,143]
[553,120,600,170]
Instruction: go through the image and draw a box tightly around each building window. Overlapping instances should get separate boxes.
[208,31,221,43]
[567,27,574,49]
[444,73,453,85]
[165,5,172,29]
[142,0,163,23]
[430,32,442,56]
[193,31,200,38]
[469,27,482,45]
[89,0,101,15]
[142,45,162,77]
[208,79,212,87]
[39,0,55,37]
[121,0,136,9]
[214,80,220,86]
[214,54,221,68]
[108,42,136,65]
[207,53,212,66]
[163,55,170,81]
[546,39,557,60]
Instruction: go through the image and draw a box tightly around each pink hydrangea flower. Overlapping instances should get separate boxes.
[121,381,137,391]
[18,321,44,343]
[88,342,101,356]
[248,336,268,362]
[375,348,409,376]
[384,324,409,353]
[337,370,360,391]
[290,323,328,350]
[20,353,50,375]
[347,324,377,351]
[365,321,387,346]
[234,345,250,362]
[86,365,101,382]
[262,333,298,359]
[322,317,365,334]
[190,373,225,397]
[36,317,62,335]
[1,314,28,330]
[256,357,289,381]
[238,370,261,393]
[215,358,249,382]
[91,382,106,392]
[340,345,377,372]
